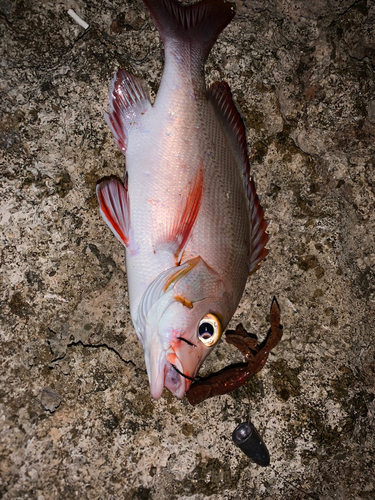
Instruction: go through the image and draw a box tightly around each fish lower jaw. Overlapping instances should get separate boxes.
[164,363,187,399]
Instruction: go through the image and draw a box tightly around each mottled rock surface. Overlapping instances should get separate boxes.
[1,0,374,498]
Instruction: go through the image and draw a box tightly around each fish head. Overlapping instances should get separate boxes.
[137,257,232,399]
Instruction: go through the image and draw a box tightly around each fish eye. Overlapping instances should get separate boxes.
[197,314,222,347]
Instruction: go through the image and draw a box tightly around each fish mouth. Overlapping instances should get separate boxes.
[163,361,199,399]
[170,363,196,382]
[146,344,190,399]
[163,350,197,398]
[148,358,196,400]
[144,328,199,399]
[164,363,187,399]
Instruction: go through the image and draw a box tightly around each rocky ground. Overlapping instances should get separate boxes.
[1,0,374,498]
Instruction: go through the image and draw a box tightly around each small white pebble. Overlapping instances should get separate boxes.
[67,9,89,30]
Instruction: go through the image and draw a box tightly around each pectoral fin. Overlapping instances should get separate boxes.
[156,160,204,263]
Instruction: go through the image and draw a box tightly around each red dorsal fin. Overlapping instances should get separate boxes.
[142,0,235,64]
[156,160,204,264]
[105,69,151,155]
[247,178,269,274]
[207,81,250,181]
[97,175,131,249]
[207,81,268,274]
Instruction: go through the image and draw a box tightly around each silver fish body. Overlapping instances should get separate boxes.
[97,0,268,399]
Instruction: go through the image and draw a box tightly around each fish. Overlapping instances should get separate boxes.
[96,0,268,400]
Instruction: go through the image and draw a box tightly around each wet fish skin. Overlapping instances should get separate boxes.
[97,0,268,399]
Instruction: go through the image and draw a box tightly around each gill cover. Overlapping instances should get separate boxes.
[135,257,230,399]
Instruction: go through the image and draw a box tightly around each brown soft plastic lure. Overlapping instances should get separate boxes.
[186,298,282,405]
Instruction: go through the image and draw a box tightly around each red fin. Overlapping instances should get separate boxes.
[142,0,235,63]
[105,69,151,155]
[207,81,268,273]
[248,178,269,274]
[96,175,130,248]
[158,160,204,263]
[207,81,250,182]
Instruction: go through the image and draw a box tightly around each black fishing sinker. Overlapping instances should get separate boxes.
[232,422,270,467]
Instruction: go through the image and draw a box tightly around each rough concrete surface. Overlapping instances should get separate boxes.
[1,0,374,498]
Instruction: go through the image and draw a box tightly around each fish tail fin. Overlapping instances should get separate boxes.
[142,0,235,63]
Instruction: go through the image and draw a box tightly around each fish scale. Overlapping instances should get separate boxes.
[97,0,268,399]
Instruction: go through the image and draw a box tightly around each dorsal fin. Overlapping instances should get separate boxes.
[247,178,269,273]
[207,81,268,273]
[105,69,151,155]
[207,81,250,182]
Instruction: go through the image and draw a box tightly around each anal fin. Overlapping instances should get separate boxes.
[105,69,152,155]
